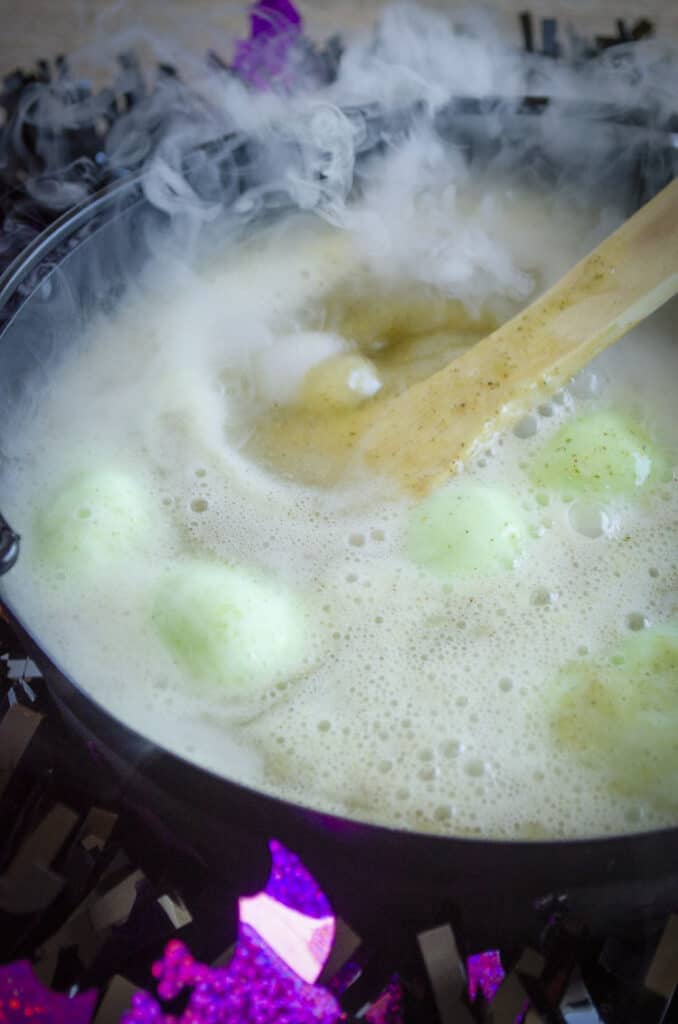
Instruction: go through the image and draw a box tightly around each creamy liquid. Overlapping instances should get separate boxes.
[1,185,677,839]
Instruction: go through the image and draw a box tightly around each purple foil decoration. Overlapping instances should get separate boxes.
[232,0,303,90]
[328,958,363,997]
[467,950,505,1004]
[0,962,96,1024]
[121,840,341,1024]
[250,0,301,38]
[364,976,405,1024]
[122,933,342,1024]
[239,839,335,982]
[264,839,332,919]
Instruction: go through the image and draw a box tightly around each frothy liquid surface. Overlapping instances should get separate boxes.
[2,186,677,839]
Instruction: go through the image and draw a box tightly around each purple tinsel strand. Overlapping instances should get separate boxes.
[231,0,303,90]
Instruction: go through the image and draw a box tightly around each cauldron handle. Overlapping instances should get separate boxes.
[0,513,20,574]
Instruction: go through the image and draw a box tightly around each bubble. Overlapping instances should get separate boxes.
[626,612,649,632]
[538,403,554,418]
[531,587,557,607]
[568,501,610,539]
[464,759,485,778]
[190,498,208,513]
[349,532,365,547]
[441,740,460,758]
[499,677,513,693]
[513,414,538,439]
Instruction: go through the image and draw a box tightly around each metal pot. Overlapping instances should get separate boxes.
[1,111,677,950]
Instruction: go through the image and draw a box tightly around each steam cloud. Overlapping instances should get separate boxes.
[1,2,677,291]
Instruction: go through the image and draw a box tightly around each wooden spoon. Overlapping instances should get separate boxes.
[362,176,678,496]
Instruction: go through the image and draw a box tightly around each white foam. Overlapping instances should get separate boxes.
[2,183,677,841]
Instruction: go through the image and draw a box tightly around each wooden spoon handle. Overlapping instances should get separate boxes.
[363,177,678,496]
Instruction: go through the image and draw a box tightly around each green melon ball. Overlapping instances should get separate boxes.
[34,468,152,572]
[405,482,528,576]
[530,410,668,498]
[550,625,678,812]
[152,560,310,693]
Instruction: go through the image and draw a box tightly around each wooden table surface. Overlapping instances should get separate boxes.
[1,0,677,82]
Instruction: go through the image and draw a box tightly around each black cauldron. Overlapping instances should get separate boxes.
[1,104,677,952]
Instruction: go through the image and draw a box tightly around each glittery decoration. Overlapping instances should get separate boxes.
[0,961,96,1024]
[239,839,335,982]
[121,840,341,1023]
[122,932,342,1024]
[467,950,505,1004]
[365,976,405,1024]
[232,0,303,90]
[264,839,332,919]
[328,958,363,997]
[250,0,301,38]
[239,894,335,984]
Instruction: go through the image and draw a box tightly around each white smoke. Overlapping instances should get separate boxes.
[2,2,677,297]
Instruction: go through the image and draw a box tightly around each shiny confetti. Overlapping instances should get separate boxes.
[0,962,96,1024]
[364,976,404,1024]
[232,0,303,90]
[121,840,342,1024]
[264,839,332,920]
[123,930,342,1024]
[467,950,505,1004]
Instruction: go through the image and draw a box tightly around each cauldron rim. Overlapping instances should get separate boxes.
[2,166,678,946]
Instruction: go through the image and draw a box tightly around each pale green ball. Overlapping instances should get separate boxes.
[34,469,152,572]
[530,410,668,498]
[550,624,678,812]
[152,560,310,693]
[406,482,528,575]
